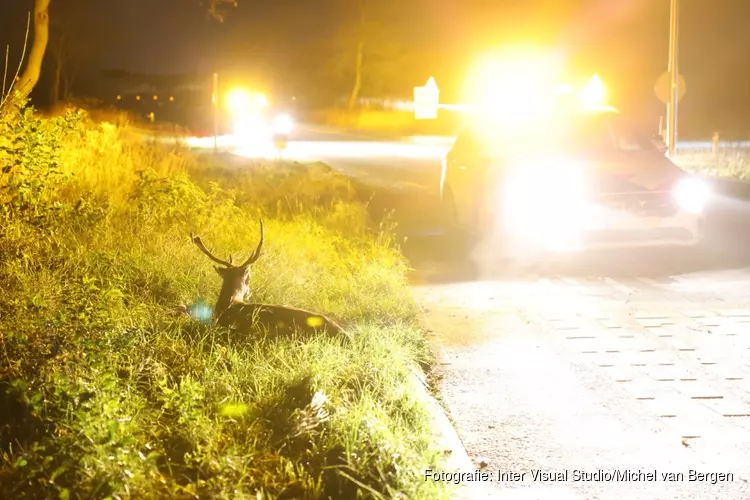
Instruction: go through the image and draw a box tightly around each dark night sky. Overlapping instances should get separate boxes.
[2,0,750,134]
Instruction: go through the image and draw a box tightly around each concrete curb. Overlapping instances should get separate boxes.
[407,368,494,499]
[408,307,495,499]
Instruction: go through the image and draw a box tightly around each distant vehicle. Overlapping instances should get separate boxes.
[224,89,296,147]
[440,105,711,254]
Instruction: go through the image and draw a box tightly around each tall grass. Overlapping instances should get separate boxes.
[674,150,750,180]
[0,108,450,498]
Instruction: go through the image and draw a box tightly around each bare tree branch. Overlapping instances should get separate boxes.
[48,7,88,105]
[2,46,9,99]
[330,0,415,106]
[0,13,32,111]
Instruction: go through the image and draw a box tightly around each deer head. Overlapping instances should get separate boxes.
[190,219,264,313]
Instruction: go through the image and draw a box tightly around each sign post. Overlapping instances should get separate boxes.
[654,72,686,106]
[666,0,680,156]
[414,77,439,120]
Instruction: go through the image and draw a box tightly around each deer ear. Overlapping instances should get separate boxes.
[214,266,226,276]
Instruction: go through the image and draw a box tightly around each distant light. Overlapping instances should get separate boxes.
[153,95,158,100]
[169,96,175,102]
[226,88,252,111]
[136,95,141,101]
[462,48,560,126]
[272,113,295,134]
[225,88,269,112]
[116,95,122,100]
[580,74,607,108]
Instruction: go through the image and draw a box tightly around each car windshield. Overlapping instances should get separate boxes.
[476,112,655,158]
[555,113,652,152]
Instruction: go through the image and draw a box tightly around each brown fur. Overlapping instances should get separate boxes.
[216,302,346,337]
[190,219,348,339]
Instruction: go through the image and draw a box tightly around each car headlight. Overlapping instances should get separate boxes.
[673,178,710,214]
[272,113,294,135]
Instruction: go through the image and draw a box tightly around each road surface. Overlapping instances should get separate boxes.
[196,125,750,498]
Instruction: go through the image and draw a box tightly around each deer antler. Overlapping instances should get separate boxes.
[239,218,264,267]
[190,232,233,267]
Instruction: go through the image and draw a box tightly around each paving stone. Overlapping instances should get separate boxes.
[670,380,729,399]
[699,399,750,418]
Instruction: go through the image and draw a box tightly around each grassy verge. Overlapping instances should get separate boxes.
[0,108,450,498]
[674,150,750,180]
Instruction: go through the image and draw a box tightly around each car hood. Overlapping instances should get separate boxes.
[587,151,685,193]
[497,149,685,193]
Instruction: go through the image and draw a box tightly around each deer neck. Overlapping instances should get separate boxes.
[215,288,241,317]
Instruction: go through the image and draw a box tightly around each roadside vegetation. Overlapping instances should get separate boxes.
[674,150,750,180]
[0,107,449,499]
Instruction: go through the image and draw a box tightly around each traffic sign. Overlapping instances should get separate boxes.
[414,77,439,120]
[654,71,686,104]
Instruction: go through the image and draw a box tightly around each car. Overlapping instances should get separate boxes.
[440,105,711,255]
[224,89,296,147]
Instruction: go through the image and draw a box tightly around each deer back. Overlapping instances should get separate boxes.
[216,302,348,339]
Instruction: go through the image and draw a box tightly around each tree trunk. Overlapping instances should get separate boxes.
[13,0,52,100]
[347,0,367,112]
[347,40,364,112]
[62,72,73,101]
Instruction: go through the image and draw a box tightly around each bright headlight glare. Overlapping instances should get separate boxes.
[673,178,710,214]
[501,160,592,240]
[234,115,264,135]
[272,113,294,134]
[233,114,270,148]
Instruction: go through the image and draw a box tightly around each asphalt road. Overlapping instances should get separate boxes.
[226,126,750,498]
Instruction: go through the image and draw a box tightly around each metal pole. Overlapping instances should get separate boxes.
[667,0,679,157]
[212,72,219,153]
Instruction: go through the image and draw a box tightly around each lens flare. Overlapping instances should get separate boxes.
[673,178,710,214]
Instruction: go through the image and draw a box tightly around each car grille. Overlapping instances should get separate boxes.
[595,192,677,217]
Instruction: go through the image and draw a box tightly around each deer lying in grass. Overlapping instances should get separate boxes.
[189,219,348,339]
